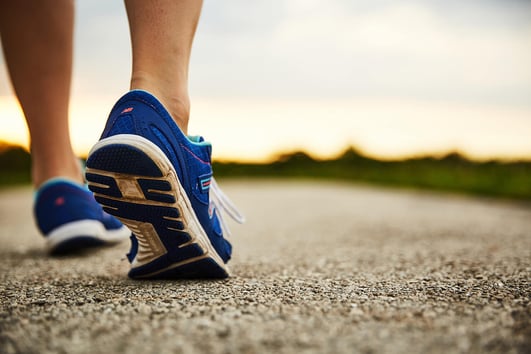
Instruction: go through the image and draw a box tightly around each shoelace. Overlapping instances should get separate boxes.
[209,178,245,236]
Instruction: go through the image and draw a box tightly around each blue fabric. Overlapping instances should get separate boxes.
[34,179,123,235]
[99,90,232,262]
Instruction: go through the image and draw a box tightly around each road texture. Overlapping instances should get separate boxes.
[0,180,530,354]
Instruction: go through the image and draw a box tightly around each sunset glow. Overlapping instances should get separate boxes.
[1,94,530,162]
[1,0,530,162]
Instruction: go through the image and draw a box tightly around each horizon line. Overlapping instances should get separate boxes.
[2,139,530,165]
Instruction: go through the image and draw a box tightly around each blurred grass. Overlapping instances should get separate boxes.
[1,142,530,200]
[0,143,31,187]
[213,148,531,200]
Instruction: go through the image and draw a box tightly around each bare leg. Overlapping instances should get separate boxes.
[125,0,203,134]
[0,0,81,187]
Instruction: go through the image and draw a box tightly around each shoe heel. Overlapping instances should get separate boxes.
[86,136,229,279]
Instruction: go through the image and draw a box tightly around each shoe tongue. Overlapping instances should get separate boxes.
[187,135,213,159]
[188,135,205,143]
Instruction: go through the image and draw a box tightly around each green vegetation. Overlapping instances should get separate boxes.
[1,142,530,200]
[213,148,531,200]
[0,143,31,186]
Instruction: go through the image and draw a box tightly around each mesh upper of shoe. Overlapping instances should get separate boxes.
[34,178,123,235]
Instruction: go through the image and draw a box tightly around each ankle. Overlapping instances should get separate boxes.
[130,74,190,134]
[32,155,83,188]
[162,94,190,134]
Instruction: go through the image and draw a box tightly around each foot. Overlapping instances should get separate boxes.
[34,178,131,255]
[85,90,244,279]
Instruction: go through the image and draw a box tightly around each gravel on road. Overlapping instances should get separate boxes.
[0,180,530,354]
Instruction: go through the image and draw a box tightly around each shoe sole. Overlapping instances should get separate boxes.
[85,134,229,279]
[46,219,130,255]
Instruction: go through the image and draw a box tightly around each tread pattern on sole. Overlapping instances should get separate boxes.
[86,141,228,279]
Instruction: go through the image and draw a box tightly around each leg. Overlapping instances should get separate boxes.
[85,0,244,278]
[0,0,82,187]
[0,0,130,253]
[125,0,203,134]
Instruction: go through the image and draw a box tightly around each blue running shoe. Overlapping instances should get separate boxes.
[85,90,244,279]
[34,178,131,255]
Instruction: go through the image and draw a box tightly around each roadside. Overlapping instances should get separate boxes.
[0,180,530,354]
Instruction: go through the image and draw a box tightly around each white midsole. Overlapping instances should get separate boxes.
[46,219,130,251]
[87,134,229,277]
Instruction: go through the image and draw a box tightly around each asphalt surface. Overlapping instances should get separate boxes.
[0,180,530,354]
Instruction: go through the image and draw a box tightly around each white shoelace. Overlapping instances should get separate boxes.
[209,178,246,236]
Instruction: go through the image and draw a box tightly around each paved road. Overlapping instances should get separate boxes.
[0,180,530,354]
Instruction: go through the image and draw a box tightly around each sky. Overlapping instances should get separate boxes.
[1,0,530,161]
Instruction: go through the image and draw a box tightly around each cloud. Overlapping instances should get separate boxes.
[1,0,530,160]
[191,0,531,106]
[1,0,530,107]
[71,0,130,96]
